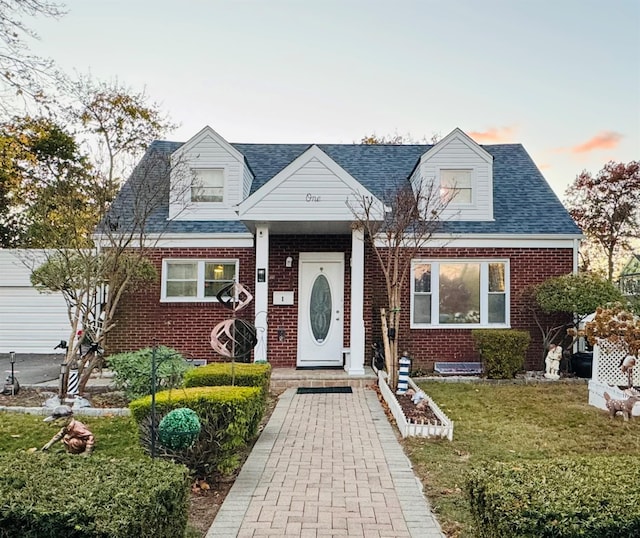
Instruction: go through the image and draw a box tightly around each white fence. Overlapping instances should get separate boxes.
[378,372,454,440]
[588,340,640,417]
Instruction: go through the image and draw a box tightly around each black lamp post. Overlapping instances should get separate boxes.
[9,351,16,395]
[150,345,158,459]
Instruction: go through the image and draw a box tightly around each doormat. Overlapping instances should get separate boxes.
[296,386,353,394]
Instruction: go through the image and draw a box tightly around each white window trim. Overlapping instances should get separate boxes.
[438,167,476,208]
[161,258,239,303]
[190,167,227,205]
[410,258,510,329]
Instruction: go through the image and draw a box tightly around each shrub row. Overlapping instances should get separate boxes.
[0,452,189,538]
[183,361,271,399]
[130,385,263,476]
[472,329,531,379]
[467,455,640,537]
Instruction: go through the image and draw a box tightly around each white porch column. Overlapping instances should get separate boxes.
[347,227,366,375]
[254,226,269,362]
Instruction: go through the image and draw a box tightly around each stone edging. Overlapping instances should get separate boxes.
[0,406,130,416]
[414,374,589,385]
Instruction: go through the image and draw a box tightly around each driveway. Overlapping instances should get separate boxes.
[0,353,64,386]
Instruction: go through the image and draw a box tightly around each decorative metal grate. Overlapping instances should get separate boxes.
[434,362,483,375]
[593,340,640,387]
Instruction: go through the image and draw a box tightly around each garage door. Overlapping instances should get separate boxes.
[0,250,70,354]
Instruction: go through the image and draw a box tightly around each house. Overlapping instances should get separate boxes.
[618,253,640,299]
[102,127,582,374]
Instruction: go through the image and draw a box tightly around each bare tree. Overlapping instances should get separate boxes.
[360,131,441,145]
[0,0,65,113]
[348,179,451,388]
[30,147,191,396]
[24,82,181,398]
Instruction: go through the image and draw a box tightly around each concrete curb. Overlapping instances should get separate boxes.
[0,406,130,416]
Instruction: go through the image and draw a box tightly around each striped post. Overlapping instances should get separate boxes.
[396,351,411,394]
[67,368,79,397]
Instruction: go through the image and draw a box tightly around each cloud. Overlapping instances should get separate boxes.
[468,126,516,143]
[570,131,622,153]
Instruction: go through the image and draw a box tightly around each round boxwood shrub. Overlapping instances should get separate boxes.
[158,407,201,450]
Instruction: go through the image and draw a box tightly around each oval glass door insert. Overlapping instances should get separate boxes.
[310,274,331,343]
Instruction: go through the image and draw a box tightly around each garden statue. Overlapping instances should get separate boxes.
[621,355,636,388]
[544,344,562,380]
[42,405,94,456]
[604,392,640,421]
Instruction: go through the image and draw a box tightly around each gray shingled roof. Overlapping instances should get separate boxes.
[103,140,581,236]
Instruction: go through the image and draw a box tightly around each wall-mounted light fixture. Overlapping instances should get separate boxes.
[285,256,293,268]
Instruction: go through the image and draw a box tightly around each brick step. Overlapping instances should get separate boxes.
[270,367,376,391]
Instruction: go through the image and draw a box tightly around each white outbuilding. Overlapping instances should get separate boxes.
[0,249,69,354]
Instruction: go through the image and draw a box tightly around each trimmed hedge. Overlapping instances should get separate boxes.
[130,385,264,476]
[467,456,640,537]
[0,452,189,538]
[183,362,271,398]
[472,329,531,379]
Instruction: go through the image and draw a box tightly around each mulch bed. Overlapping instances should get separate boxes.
[396,393,443,424]
[0,388,129,408]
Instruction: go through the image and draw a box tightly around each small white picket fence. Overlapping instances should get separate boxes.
[378,372,454,440]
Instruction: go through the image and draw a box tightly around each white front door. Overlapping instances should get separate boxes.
[297,253,344,367]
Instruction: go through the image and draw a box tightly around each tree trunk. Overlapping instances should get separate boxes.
[380,309,395,387]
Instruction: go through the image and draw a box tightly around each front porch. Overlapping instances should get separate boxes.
[270,366,377,391]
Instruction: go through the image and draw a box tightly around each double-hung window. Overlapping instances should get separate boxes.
[162,259,238,302]
[440,169,472,205]
[191,169,225,203]
[411,260,508,327]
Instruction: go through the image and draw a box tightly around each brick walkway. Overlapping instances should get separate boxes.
[207,387,445,537]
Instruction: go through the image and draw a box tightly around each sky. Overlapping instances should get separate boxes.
[26,0,640,199]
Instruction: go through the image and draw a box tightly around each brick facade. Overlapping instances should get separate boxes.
[107,240,573,372]
[363,245,574,371]
[106,247,256,359]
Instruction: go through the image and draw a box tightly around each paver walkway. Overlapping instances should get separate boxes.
[207,387,445,537]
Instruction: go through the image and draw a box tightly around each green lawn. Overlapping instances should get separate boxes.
[0,412,143,457]
[405,381,640,538]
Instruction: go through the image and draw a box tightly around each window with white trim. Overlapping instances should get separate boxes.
[440,169,472,205]
[162,259,238,301]
[411,260,508,327]
[191,169,225,203]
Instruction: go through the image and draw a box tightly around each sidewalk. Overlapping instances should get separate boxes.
[208,387,445,538]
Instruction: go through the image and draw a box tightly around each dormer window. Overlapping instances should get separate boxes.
[440,169,472,205]
[191,169,225,203]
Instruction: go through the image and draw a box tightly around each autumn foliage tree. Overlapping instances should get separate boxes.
[26,84,178,397]
[0,115,96,247]
[584,303,640,387]
[565,161,640,281]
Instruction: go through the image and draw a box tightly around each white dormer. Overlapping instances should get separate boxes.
[411,128,494,221]
[237,145,383,233]
[168,126,253,221]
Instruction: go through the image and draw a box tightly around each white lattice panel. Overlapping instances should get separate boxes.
[593,341,640,387]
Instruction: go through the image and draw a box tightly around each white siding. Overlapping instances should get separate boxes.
[0,250,69,354]
[241,157,361,221]
[242,162,254,199]
[415,130,493,221]
[169,127,247,221]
